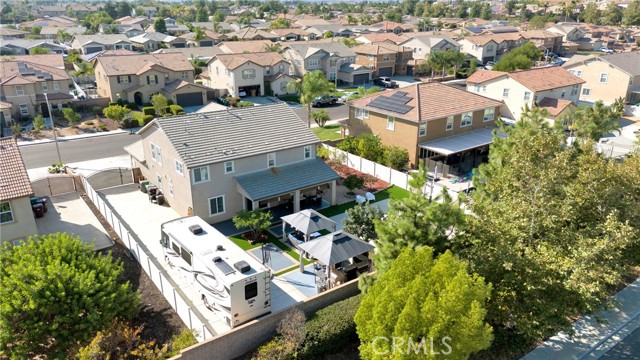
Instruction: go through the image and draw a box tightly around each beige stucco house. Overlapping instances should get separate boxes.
[353,42,413,77]
[399,35,461,62]
[71,34,133,55]
[125,104,340,224]
[459,36,499,64]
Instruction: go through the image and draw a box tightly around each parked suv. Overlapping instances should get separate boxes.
[373,77,398,88]
[311,94,338,107]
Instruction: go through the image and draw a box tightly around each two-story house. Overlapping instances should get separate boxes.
[459,36,499,64]
[466,67,584,120]
[546,24,586,55]
[368,20,415,34]
[39,26,86,41]
[0,27,29,41]
[346,82,503,169]
[0,40,65,55]
[218,40,275,54]
[399,35,461,62]
[521,30,563,55]
[99,23,145,38]
[71,34,134,55]
[353,42,413,77]
[230,27,279,41]
[563,52,640,106]
[282,42,373,85]
[0,137,38,245]
[125,103,340,223]
[0,54,72,119]
[270,28,312,41]
[129,32,186,52]
[94,53,208,107]
[355,33,407,45]
[206,52,294,97]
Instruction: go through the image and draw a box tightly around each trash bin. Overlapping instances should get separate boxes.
[140,180,150,193]
[32,203,44,218]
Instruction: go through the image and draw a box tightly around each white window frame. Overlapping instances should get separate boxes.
[119,75,129,84]
[304,145,312,159]
[483,108,495,122]
[19,104,29,115]
[308,59,319,68]
[182,71,188,79]
[0,201,14,224]
[600,73,608,84]
[446,115,454,131]
[382,55,390,61]
[570,84,579,96]
[42,82,48,91]
[569,69,582,77]
[224,161,234,174]
[524,91,531,101]
[150,143,162,164]
[355,108,368,119]
[461,112,473,127]
[53,81,59,90]
[208,195,225,216]
[242,69,255,80]
[502,88,509,98]
[419,122,427,136]
[328,72,336,81]
[168,183,174,197]
[148,75,157,85]
[386,116,395,131]
[192,166,210,184]
[582,88,591,96]
[267,153,276,167]
[175,160,184,175]
[15,85,24,96]
[280,82,287,91]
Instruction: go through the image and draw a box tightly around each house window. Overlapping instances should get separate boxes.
[53,81,59,90]
[0,201,13,223]
[119,76,129,84]
[446,116,454,131]
[461,112,473,127]
[151,143,162,164]
[355,108,369,119]
[208,195,225,216]
[308,59,319,68]
[502,88,509,98]
[192,166,210,183]
[242,69,255,80]
[156,174,163,192]
[482,85,487,92]
[474,85,481,92]
[265,67,271,75]
[386,116,395,131]
[419,122,427,136]
[169,183,174,197]
[569,70,582,77]
[561,90,566,98]
[42,82,48,91]
[582,88,591,96]
[600,73,608,84]
[148,76,156,85]
[382,55,390,61]
[15,85,24,96]
[330,59,337,66]
[224,161,234,174]
[175,160,183,175]
[483,108,495,122]
[294,59,301,66]
[304,145,312,159]
[524,92,531,101]
[570,84,579,96]
[216,66,219,75]
[280,82,287,91]
[181,71,188,79]
[267,153,276,167]
[329,72,336,81]
[19,104,28,115]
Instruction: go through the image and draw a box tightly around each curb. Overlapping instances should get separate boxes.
[17,129,136,147]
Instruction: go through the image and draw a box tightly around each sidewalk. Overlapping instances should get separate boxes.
[523,278,640,359]
[28,155,132,181]
[17,128,136,147]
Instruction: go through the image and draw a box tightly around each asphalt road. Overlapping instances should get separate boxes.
[599,326,640,359]
[20,133,139,169]
[293,102,349,124]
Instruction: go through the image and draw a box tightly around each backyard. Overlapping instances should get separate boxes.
[312,123,342,141]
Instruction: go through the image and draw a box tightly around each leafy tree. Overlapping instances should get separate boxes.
[567,100,622,142]
[346,86,381,102]
[73,61,95,77]
[74,319,168,359]
[154,17,167,34]
[63,108,81,126]
[343,175,364,195]
[374,166,466,275]
[33,113,45,131]
[103,104,131,122]
[192,26,205,42]
[269,18,290,29]
[287,70,335,128]
[213,10,225,23]
[151,93,168,116]
[602,2,623,25]
[56,29,73,43]
[343,203,384,242]
[481,3,492,20]
[493,53,532,71]
[528,15,547,29]
[583,2,601,25]
[623,0,640,26]
[115,1,132,18]
[83,11,114,33]
[506,0,517,15]
[31,25,42,35]
[30,46,50,54]
[384,146,409,170]
[444,49,466,78]
[0,234,140,358]
[232,209,272,242]
[355,247,493,360]
[311,109,330,127]
[323,30,333,38]
[195,7,208,22]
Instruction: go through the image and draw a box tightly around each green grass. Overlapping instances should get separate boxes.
[277,94,300,103]
[318,185,410,218]
[228,234,262,251]
[312,124,342,141]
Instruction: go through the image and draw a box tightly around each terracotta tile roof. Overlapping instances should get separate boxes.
[213,52,288,69]
[520,30,563,39]
[162,79,209,93]
[0,137,34,201]
[0,54,65,69]
[536,97,575,117]
[0,56,70,86]
[231,27,278,40]
[352,43,401,55]
[461,35,500,46]
[356,33,407,44]
[270,28,309,37]
[466,70,508,83]
[349,82,502,122]
[96,53,194,76]
[218,40,274,54]
[508,67,585,92]
[369,20,414,31]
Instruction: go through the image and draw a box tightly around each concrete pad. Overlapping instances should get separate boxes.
[35,192,113,251]
[28,155,133,181]
[248,243,296,273]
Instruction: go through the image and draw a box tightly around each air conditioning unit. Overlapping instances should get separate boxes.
[234,260,251,273]
[189,224,203,235]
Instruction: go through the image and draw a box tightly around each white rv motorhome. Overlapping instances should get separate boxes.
[160,216,271,328]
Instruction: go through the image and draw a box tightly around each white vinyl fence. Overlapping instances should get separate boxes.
[82,176,215,341]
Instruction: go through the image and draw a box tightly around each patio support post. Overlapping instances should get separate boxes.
[294,190,301,213]
[282,222,286,244]
[299,251,304,272]
[330,180,336,205]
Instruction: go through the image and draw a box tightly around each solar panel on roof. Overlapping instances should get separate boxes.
[368,91,414,114]
[212,256,235,275]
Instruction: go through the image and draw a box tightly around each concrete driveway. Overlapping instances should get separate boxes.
[392,75,421,88]
[35,192,113,251]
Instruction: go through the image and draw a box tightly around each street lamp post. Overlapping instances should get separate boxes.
[43,93,63,166]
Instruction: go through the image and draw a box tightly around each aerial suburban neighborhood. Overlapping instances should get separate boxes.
[1,0,640,359]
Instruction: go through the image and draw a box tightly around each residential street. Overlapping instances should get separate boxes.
[293,102,349,122]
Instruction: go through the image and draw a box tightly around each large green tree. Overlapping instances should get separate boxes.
[566,100,622,142]
[287,70,335,128]
[154,17,167,34]
[343,203,384,242]
[0,234,140,358]
[623,0,640,26]
[493,42,541,72]
[355,247,493,360]
[602,2,623,25]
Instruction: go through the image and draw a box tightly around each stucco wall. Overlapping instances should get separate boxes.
[566,60,631,105]
[0,197,38,244]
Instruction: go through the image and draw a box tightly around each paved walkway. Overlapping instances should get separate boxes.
[17,128,131,147]
[27,154,132,181]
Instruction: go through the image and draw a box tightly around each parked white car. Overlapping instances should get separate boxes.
[340,91,357,102]
[598,48,614,54]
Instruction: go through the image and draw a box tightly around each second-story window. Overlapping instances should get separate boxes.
[483,108,495,122]
[151,143,162,164]
[267,153,276,167]
[308,59,319,68]
[386,116,395,131]
[419,122,427,136]
[192,166,210,184]
[503,88,510,98]
[355,108,369,119]
[119,76,129,84]
[181,71,188,79]
[446,115,454,131]
[461,112,473,127]
[224,161,234,174]
[570,84,579,96]
[175,160,184,175]
[242,69,255,80]
[524,91,531,101]
[148,75,157,85]
[600,73,608,84]
[42,82,48,91]
[304,145,311,159]
[382,55,390,61]
[53,81,59,90]
[330,59,337,67]
[15,85,24,96]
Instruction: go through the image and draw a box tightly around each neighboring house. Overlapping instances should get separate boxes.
[39,26,86,41]
[99,23,144,38]
[0,137,38,245]
[304,24,358,39]
[459,36,499,64]
[83,49,138,65]
[37,5,67,17]
[218,40,276,54]
[521,29,563,55]
[346,82,503,168]
[178,32,217,47]
[0,54,73,119]
[0,101,13,134]
[144,19,190,36]
[116,16,152,29]
[129,32,184,52]
[66,3,101,17]
[353,42,413,77]
[546,24,588,54]
[125,103,340,223]
[355,33,407,44]
[206,52,294,97]
[368,20,415,34]
[132,6,157,18]
[466,67,584,120]
[535,98,577,123]
[71,34,133,55]
[270,28,311,41]
[0,40,65,55]
[191,22,234,34]
[0,27,29,40]
[563,52,640,106]
[399,34,461,62]
[94,53,208,107]
[282,41,373,85]
[229,27,278,41]
[19,16,78,29]
[153,46,224,62]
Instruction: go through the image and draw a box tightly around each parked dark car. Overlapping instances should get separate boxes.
[373,77,398,88]
[311,94,339,107]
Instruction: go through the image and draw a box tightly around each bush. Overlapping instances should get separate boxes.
[384,146,409,170]
[169,104,184,115]
[142,115,154,124]
[167,99,174,106]
[343,174,364,195]
[108,102,117,106]
[163,113,172,117]
[142,106,155,117]
[317,146,330,160]
[92,106,103,116]
[177,111,185,115]
[238,101,253,108]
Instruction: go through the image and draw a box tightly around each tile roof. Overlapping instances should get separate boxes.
[403,34,461,48]
[162,79,209,93]
[352,43,401,55]
[461,35,500,45]
[536,97,575,117]
[270,28,310,37]
[0,56,69,86]
[369,20,414,31]
[129,32,177,44]
[231,27,278,40]
[218,40,274,54]
[72,33,130,46]
[213,52,288,69]
[0,137,34,201]
[600,52,640,76]
[39,26,86,36]
[466,70,508,83]
[153,47,223,59]
[349,82,502,122]
[95,53,194,76]
[1,54,65,69]
[142,103,321,168]
[520,29,563,39]
[283,41,356,59]
[356,33,407,44]
[0,27,29,36]
[508,67,585,92]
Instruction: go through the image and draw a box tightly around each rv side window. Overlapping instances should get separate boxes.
[181,249,192,266]
[245,282,258,300]
[172,242,181,255]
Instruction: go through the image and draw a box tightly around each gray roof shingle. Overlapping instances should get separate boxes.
[150,103,321,168]
[601,52,640,76]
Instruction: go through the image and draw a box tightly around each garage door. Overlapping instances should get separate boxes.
[378,67,393,77]
[353,73,369,85]
[85,46,103,54]
[176,92,204,107]
[406,66,413,76]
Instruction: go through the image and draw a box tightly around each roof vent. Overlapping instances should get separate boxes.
[188,224,203,235]
[233,260,251,273]
[216,245,224,251]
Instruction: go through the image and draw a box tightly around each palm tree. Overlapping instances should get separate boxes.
[192,26,205,44]
[445,50,466,79]
[264,42,281,52]
[56,29,72,43]
[428,50,446,80]
[286,70,336,128]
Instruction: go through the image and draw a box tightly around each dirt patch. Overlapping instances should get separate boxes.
[17,116,122,141]
[328,162,389,192]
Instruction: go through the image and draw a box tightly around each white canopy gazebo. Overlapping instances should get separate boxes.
[281,209,337,271]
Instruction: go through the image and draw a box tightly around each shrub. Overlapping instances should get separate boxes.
[92,106,103,116]
[98,124,107,131]
[169,104,184,115]
[142,106,155,117]
[62,108,81,126]
[108,102,117,106]
[142,115,153,124]
[343,174,364,195]
[317,146,330,160]
[163,113,172,117]
[167,99,174,106]
[384,145,409,170]
[103,105,130,122]
[177,111,185,115]
[238,101,253,108]
[33,114,46,131]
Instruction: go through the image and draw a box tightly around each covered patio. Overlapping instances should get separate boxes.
[281,209,337,266]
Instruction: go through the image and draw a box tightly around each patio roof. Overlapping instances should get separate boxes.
[124,140,146,164]
[235,158,340,201]
[298,231,374,266]
[418,127,504,156]
[281,209,336,235]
